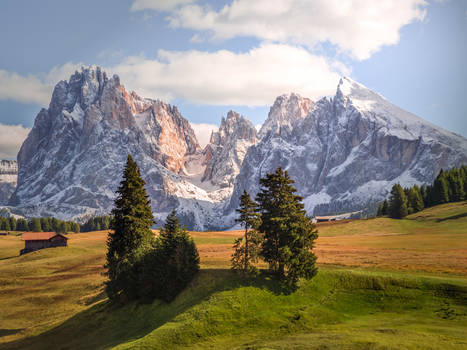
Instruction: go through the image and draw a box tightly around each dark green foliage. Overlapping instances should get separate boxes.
[446,168,465,202]
[40,218,51,232]
[379,165,465,217]
[388,184,408,219]
[16,218,28,231]
[8,217,16,231]
[232,190,262,275]
[420,184,430,207]
[408,185,424,213]
[381,199,389,216]
[376,203,383,217]
[256,167,318,288]
[28,218,42,232]
[80,216,112,232]
[105,155,156,302]
[432,170,450,205]
[139,210,200,302]
[0,217,11,231]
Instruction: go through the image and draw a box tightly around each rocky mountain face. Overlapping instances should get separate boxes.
[0,160,17,205]
[202,111,257,188]
[258,93,313,138]
[7,67,467,229]
[226,77,467,221]
[9,66,224,228]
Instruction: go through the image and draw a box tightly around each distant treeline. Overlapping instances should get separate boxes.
[0,216,80,233]
[377,165,467,219]
[80,216,112,232]
[0,215,112,233]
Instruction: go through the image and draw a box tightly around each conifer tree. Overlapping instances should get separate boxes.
[256,167,318,288]
[105,154,155,302]
[408,185,424,213]
[16,218,28,231]
[446,168,465,202]
[8,217,16,231]
[140,210,199,301]
[432,170,450,205]
[376,203,383,217]
[388,184,408,219]
[381,199,389,216]
[29,218,42,232]
[232,190,262,275]
[1,218,10,231]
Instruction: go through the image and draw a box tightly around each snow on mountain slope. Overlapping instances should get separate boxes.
[202,110,257,189]
[0,160,17,205]
[6,68,467,229]
[258,93,313,138]
[8,66,225,229]
[226,78,467,223]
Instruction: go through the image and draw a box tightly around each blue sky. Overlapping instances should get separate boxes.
[0,0,466,158]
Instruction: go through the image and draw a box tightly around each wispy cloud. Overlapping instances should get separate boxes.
[143,0,428,61]
[0,123,31,159]
[111,44,347,106]
[131,0,194,12]
[0,63,82,106]
[0,44,346,108]
[190,122,218,147]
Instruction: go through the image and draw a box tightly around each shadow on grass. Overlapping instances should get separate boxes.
[0,269,286,350]
[0,329,23,337]
[436,212,467,222]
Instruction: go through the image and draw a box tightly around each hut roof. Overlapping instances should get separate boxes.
[21,232,68,241]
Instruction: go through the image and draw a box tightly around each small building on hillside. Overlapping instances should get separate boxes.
[314,216,338,223]
[20,232,68,255]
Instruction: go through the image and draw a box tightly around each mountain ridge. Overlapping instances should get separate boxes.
[4,66,467,228]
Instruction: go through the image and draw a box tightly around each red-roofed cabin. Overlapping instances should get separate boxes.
[20,232,68,255]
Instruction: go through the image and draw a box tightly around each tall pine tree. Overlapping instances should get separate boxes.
[408,185,424,213]
[381,199,389,216]
[232,190,262,275]
[256,167,318,288]
[105,154,155,302]
[432,170,450,205]
[388,184,408,219]
[376,203,383,217]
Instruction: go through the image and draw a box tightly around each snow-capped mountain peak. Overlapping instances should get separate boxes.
[6,67,467,230]
[258,92,313,138]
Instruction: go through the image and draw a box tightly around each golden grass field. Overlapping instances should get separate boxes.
[0,201,466,348]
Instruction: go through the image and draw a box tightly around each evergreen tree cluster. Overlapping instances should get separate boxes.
[105,155,199,303]
[80,216,112,232]
[232,167,318,289]
[376,165,466,219]
[139,210,199,302]
[0,216,80,233]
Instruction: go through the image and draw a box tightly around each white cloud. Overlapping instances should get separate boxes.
[166,0,427,60]
[111,44,346,106]
[0,62,82,106]
[0,123,31,159]
[190,122,218,147]
[131,0,194,12]
[0,45,345,109]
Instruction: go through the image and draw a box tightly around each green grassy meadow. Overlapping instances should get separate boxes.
[0,202,466,349]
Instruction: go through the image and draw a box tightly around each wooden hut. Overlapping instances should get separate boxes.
[20,232,68,255]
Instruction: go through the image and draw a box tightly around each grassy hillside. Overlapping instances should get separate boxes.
[0,202,466,349]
